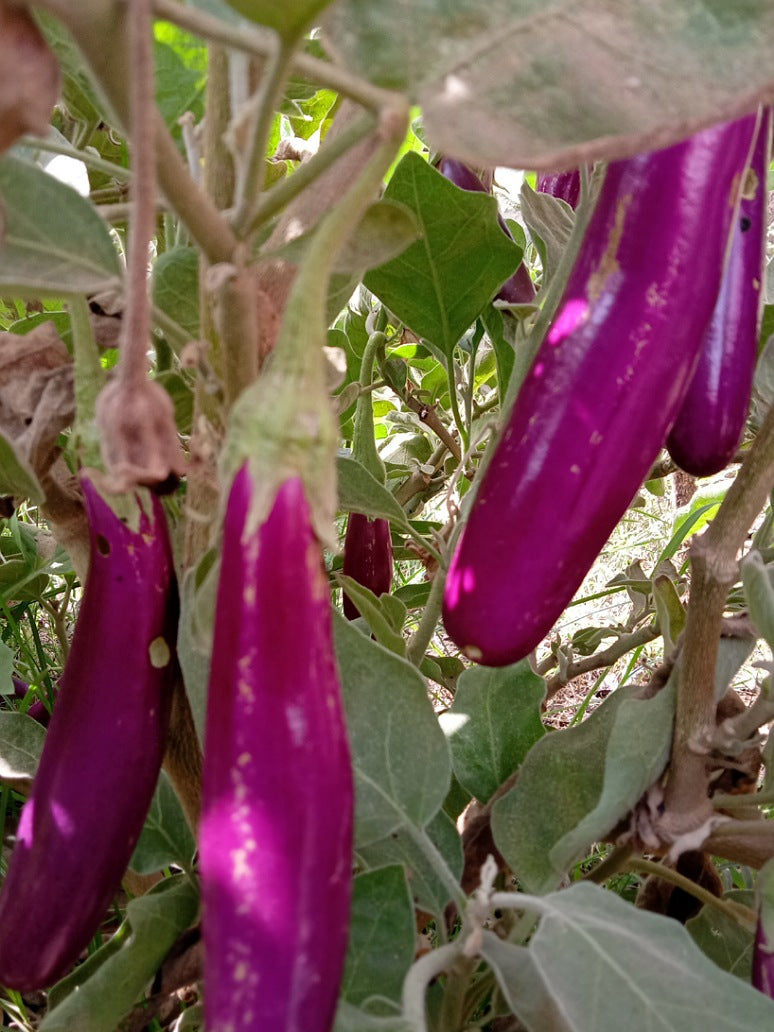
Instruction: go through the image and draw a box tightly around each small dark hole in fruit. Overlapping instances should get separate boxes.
[740,216,752,233]
[96,534,110,556]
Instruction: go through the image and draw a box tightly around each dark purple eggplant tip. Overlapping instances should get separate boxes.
[537,170,581,210]
[753,918,774,997]
[342,513,393,620]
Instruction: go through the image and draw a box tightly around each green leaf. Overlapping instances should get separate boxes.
[0,156,122,297]
[481,934,572,1032]
[153,24,207,138]
[334,613,451,847]
[662,493,727,564]
[273,200,422,275]
[440,660,545,803]
[358,809,463,920]
[686,889,756,980]
[499,882,774,1030]
[492,680,675,894]
[0,430,44,502]
[337,456,412,532]
[325,1,774,171]
[152,246,200,337]
[741,550,774,651]
[342,866,416,1006]
[36,11,107,124]
[652,574,686,654]
[0,711,46,782]
[518,182,574,287]
[42,875,199,1032]
[364,153,523,358]
[0,641,14,693]
[336,574,406,656]
[334,1002,411,1032]
[130,771,196,875]
[221,0,335,39]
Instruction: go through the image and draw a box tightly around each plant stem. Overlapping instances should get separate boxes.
[404,822,467,912]
[582,844,634,884]
[248,111,376,234]
[232,40,294,235]
[540,623,660,696]
[150,0,400,112]
[628,857,757,928]
[351,332,387,481]
[446,355,469,450]
[20,134,132,180]
[406,568,447,667]
[402,942,464,1032]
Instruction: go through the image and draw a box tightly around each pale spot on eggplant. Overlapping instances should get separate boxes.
[148,636,171,669]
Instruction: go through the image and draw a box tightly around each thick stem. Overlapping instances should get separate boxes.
[541,623,660,696]
[351,332,387,482]
[406,568,447,667]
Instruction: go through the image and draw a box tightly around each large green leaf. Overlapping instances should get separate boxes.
[487,883,774,1030]
[440,660,546,803]
[492,681,674,894]
[364,153,522,358]
[152,246,200,338]
[342,866,416,1006]
[0,157,122,297]
[0,711,46,782]
[41,875,199,1032]
[337,455,413,532]
[358,809,464,920]
[334,614,451,847]
[0,428,44,501]
[686,890,756,980]
[324,1,774,170]
[153,24,207,137]
[130,771,197,875]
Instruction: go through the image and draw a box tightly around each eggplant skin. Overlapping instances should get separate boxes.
[438,158,536,304]
[0,478,177,991]
[200,467,353,1032]
[667,110,770,477]
[443,115,759,668]
[754,917,774,997]
[537,170,581,210]
[342,513,393,619]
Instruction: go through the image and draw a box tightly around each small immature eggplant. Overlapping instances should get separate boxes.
[11,675,50,726]
[200,466,353,1032]
[443,115,759,667]
[667,109,771,476]
[0,478,177,990]
[537,169,581,210]
[342,512,393,619]
[438,158,536,304]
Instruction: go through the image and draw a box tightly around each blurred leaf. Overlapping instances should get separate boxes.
[364,153,522,358]
[519,181,574,286]
[325,1,774,171]
[36,11,106,124]
[130,771,197,875]
[652,574,685,653]
[660,495,726,564]
[334,614,451,847]
[337,456,412,532]
[336,574,406,656]
[334,1002,411,1032]
[342,866,416,1005]
[0,711,45,782]
[492,679,675,894]
[0,641,13,692]
[741,550,774,652]
[221,0,334,38]
[358,809,463,920]
[0,429,44,501]
[153,24,207,138]
[42,875,199,1032]
[152,246,200,337]
[687,889,756,980]
[0,156,122,296]
[487,882,774,1030]
[440,660,545,803]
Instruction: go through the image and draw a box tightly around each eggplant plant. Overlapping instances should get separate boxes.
[3,3,774,1032]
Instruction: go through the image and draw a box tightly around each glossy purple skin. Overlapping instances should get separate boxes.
[201,468,353,1032]
[342,513,393,620]
[12,675,50,726]
[537,170,581,210]
[667,110,770,476]
[443,115,759,667]
[0,478,177,990]
[754,917,774,997]
[438,158,536,304]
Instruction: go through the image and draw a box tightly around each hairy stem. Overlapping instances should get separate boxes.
[406,568,447,668]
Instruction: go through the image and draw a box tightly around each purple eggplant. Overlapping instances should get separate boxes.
[666,109,771,476]
[537,170,581,210]
[754,915,774,997]
[438,158,536,304]
[11,675,50,726]
[0,478,177,991]
[443,115,759,667]
[342,513,393,619]
[200,466,353,1032]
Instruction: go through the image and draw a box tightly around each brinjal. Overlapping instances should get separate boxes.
[11,675,50,726]
[667,109,771,476]
[443,114,759,667]
[0,478,177,990]
[438,158,536,304]
[537,169,581,210]
[200,466,352,1032]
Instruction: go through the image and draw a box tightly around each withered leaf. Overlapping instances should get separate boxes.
[0,2,61,154]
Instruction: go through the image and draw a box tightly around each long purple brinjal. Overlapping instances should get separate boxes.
[0,477,177,990]
[438,158,536,304]
[537,169,581,210]
[200,466,353,1032]
[667,109,771,477]
[443,114,759,667]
